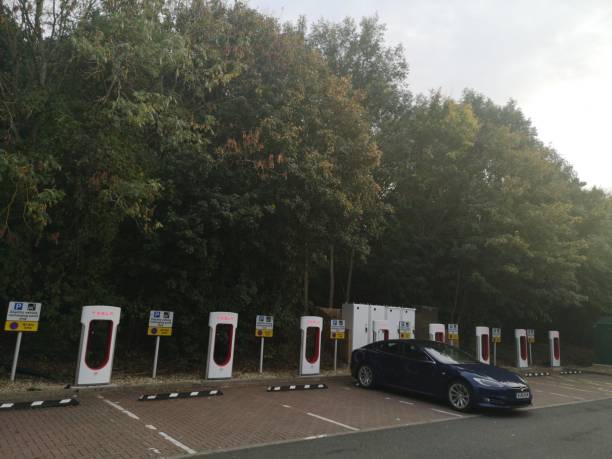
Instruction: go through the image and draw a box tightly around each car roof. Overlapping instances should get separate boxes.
[364,339,438,348]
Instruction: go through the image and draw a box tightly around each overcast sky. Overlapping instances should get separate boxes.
[249,0,612,190]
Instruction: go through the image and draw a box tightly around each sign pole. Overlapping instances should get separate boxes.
[493,342,497,367]
[152,335,161,379]
[333,339,338,372]
[10,331,23,382]
[259,336,264,374]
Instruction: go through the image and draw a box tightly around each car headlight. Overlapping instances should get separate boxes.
[517,376,528,385]
[473,377,504,388]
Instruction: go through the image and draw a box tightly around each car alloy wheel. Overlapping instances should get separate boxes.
[358,365,375,388]
[448,381,471,411]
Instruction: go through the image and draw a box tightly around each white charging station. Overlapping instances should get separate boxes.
[343,304,417,356]
[75,305,121,386]
[343,303,369,354]
[476,326,490,364]
[299,316,323,375]
[205,312,238,379]
[429,323,446,342]
[385,306,401,339]
[369,304,385,338]
[549,330,561,367]
[372,320,390,342]
[515,329,529,368]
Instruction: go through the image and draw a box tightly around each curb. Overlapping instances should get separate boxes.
[266,383,328,392]
[139,389,222,401]
[523,372,551,377]
[0,397,79,411]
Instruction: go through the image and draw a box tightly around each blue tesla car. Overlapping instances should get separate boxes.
[351,339,532,411]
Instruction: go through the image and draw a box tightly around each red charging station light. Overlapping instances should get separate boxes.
[85,320,113,370]
[553,337,560,360]
[305,327,320,364]
[383,330,389,341]
[435,332,444,342]
[481,334,490,361]
[213,324,234,367]
[520,335,528,360]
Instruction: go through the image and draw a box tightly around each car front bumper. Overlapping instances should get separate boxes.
[473,386,533,408]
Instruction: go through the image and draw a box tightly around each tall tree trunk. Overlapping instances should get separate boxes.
[450,265,461,322]
[303,245,309,313]
[345,248,355,304]
[328,244,335,308]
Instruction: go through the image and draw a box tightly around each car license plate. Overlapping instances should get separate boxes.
[516,391,530,399]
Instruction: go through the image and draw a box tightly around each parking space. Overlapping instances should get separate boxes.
[1,372,612,458]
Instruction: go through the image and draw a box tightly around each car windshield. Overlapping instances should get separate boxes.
[421,342,479,364]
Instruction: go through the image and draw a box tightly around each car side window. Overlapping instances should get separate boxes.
[404,344,431,361]
[380,341,405,355]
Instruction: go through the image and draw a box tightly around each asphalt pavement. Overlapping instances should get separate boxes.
[202,398,612,459]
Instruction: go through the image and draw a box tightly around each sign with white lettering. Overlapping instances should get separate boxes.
[5,302,42,332]
[148,310,174,336]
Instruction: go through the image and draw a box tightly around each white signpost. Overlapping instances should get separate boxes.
[492,328,501,366]
[5,301,42,382]
[330,319,346,372]
[255,315,274,374]
[148,310,174,378]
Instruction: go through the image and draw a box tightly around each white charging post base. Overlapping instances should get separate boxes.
[476,326,490,364]
[205,312,238,380]
[549,330,561,367]
[75,306,121,386]
[515,329,528,368]
[299,316,323,376]
[429,323,446,343]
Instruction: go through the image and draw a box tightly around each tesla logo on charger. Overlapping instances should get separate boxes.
[92,311,114,317]
[218,315,235,322]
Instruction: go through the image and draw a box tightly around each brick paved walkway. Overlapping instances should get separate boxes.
[1,373,612,458]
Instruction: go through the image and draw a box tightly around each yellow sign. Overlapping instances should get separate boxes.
[492,336,501,343]
[4,321,39,332]
[148,326,172,336]
[399,331,412,339]
[4,321,38,332]
[448,333,459,340]
[256,329,273,338]
[331,331,345,340]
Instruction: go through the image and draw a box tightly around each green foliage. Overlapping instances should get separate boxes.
[0,1,611,368]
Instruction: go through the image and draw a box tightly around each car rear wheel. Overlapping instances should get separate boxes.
[448,380,472,412]
[357,364,375,389]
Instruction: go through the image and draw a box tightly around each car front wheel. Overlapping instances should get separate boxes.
[448,380,472,412]
[357,364,375,389]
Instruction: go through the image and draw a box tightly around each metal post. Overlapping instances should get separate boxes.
[152,335,161,379]
[10,332,23,382]
[333,339,338,372]
[493,342,497,367]
[259,336,264,374]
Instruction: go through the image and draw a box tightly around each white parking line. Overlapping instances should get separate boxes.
[282,404,292,408]
[549,392,586,401]
[304,434,328,440]
[159,432,196,455]
[399,400,414,406]
[431,408,463,418]
[306,412,360,431]
[102,399,140,420]
[557,385,593,393]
